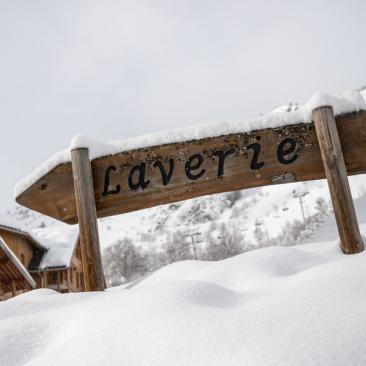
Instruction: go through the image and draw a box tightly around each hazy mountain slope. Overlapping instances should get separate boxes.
[3,175,366,253]
[4,205,59,229]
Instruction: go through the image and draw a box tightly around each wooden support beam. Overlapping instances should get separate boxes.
[0,279,4,298]
[313,106,364,254]
[71,148,105,291]
[11,280,16,297]
[44,271,48,288]
[67,268,71,292]
[57,271,61,292]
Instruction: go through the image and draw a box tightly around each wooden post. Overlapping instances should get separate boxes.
[67,268,71,292]
[313,106,364,254]
[57,271,61,292]
[71,148,105,291]
[0,279,4,299]
[11,280,16,297]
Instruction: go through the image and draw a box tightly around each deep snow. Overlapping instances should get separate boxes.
[2,238,366,366]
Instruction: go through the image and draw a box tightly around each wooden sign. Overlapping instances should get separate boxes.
[17,111,366,224]
[16,109,366,291]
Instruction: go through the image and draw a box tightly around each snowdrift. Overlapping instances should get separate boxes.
[2,240,366,365]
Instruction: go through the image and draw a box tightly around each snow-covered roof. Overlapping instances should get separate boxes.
[0,212,45,251]
[31,225,79,270]
[0,213,79,270]
[14,90,366,198]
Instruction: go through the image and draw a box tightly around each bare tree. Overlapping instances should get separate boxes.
[203,223,247,261]
[161,230,194,263]
[103,238,149,286]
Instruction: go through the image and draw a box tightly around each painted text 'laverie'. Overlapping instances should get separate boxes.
[102,137,298,196]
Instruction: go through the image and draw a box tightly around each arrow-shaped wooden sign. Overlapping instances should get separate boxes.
[16,111,366,224]
[16,108,366,291]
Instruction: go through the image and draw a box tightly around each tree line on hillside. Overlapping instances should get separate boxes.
[102,197,329,287]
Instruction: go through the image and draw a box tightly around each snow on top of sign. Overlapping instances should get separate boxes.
[32,225,79,269]
[2,237,366,365]
[14,90,366,198]
[306,89,366,114]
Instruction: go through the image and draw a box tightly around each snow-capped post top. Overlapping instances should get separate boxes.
[69,134,114,159]
[306,90,366,114]
[15,90,366,225]
[70,134,91,150]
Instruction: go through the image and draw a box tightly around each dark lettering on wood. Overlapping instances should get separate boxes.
[153,159,174,186]
[128,163,150,191]
[102,165,121,196]
[213,148,235,177]
[185,154,206,180]
[277,138,298,165]
[247,142,265,170]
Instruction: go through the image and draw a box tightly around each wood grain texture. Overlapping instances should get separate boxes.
[16,111,366,224]
[313,107,363,254]
[71,148,105,292]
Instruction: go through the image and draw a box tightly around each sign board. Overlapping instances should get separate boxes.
[16,111,366,224]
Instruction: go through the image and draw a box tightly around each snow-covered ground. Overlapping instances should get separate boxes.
[2,237,366,366]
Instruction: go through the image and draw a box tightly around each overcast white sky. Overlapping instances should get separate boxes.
[1,0,366,210]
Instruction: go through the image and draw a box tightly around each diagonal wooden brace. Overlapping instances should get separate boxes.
[313,106,363,254]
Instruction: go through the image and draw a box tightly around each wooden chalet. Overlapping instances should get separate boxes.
[0,218,84,300]
[29,225,85,294]
[0,237,36,299]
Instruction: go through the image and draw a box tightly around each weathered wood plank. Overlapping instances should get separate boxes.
[43,271,48,288]
[313,107,363,254]
[71,148,105,292]
[0,257,10,265]
[56,271,61,292]
[16,111,366,224]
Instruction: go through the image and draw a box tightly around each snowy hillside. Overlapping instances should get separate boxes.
[98,176,366,249]
[312,191,366,243]
[2,238,366,366]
